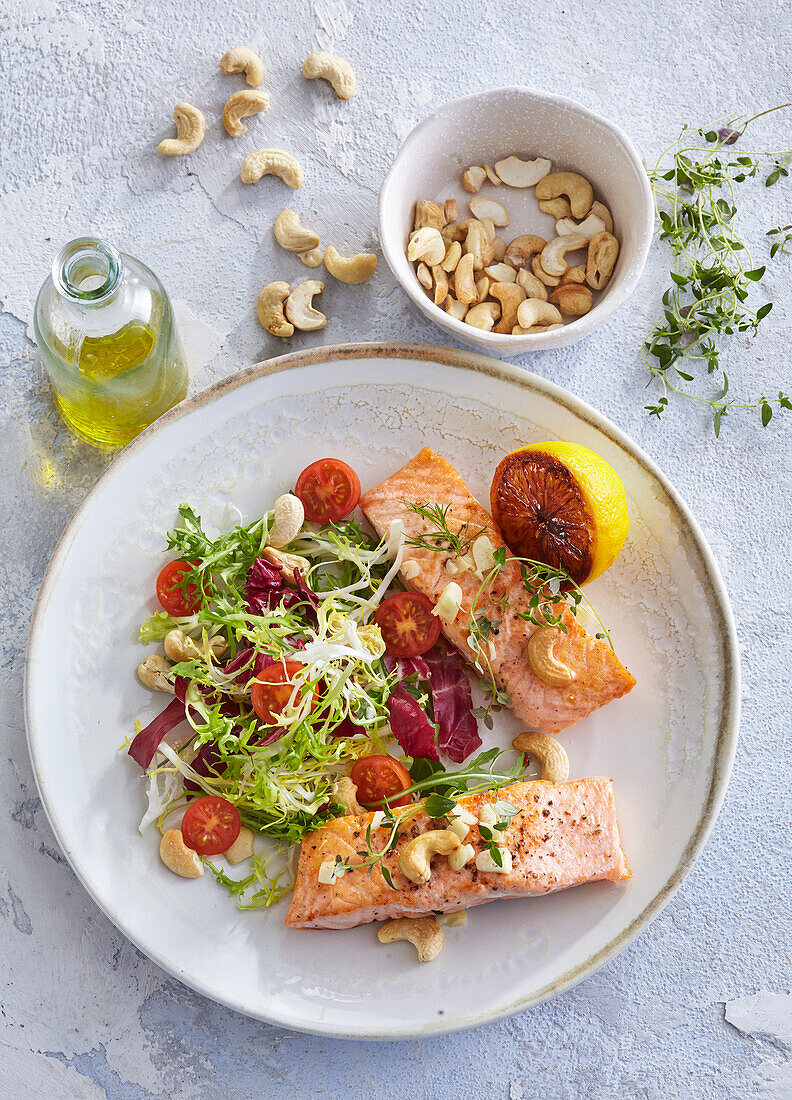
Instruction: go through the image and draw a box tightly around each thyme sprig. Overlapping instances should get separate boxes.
[643,105,792,435]
[402,500,487,557]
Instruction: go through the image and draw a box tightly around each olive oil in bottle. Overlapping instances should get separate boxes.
[33,238,189,449]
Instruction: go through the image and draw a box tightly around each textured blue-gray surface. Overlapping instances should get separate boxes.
[2,0,791,1096]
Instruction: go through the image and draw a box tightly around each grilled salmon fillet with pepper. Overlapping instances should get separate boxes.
[286,778,630,929]
[359,448,635,734]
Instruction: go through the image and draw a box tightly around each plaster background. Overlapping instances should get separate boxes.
[1,0,791,1096]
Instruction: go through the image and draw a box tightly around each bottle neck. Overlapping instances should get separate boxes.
[53,238,123,306]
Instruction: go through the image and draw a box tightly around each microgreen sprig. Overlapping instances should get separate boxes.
[643,105,792,435]
[401,500,487,557]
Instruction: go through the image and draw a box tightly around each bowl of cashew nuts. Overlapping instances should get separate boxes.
[378,86,654,354]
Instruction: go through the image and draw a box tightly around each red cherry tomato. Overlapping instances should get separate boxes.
[374,592,441,657]
[294,458,361,523]
[181,795,241,855]
[156,559,200,615]
[250,661,308,724]
[350,755,412,808]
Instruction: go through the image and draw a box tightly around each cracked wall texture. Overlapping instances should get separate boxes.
[1,0,791,1096]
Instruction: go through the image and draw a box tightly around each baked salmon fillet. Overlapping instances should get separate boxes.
[286,778,630,929]
[359,447,635,734]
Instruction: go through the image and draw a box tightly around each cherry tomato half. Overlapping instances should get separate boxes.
[374,592,441,658]
[250,661,308,725]
[156,559,201,616]
[350,754,412,808]
[181,795,241,856]
[295,458,361,523]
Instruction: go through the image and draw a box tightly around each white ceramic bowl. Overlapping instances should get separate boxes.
[378,87,654,355]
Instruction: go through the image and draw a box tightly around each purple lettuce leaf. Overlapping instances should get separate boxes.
[386,685,439,760]
[423,647,482,763]
[128,697,187,769]
[384,653,431,681]
[245,558,318,622]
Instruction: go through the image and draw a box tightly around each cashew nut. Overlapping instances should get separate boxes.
[445,296,467,321]
[560,265,587,285]
[377,917,444,962]
[478,216,496,242]
[535,172,594,220]
[462,165,486,193]
[512,730,570,783]
[441,240,462,273]
[586,231,620,290]
[414,200,445,232]
[492,236,507,262]
[137,654,174,693]
[331,776,363,815]
[464,221,494,271]
[531,255,561,287]
[590,201,613,233]
[465,301,500,331]
[164,630,226,663]
[261,546,311,583]
[527,625,577,686]
[407,227,445,266]
[220,46,265,87]
[491,282,526,334]
[241,149,304,189]
[493,155,552,188]
[160,829,204,878]
[444,198,458,223]
[431,264,448,306]
[454,252,478,305]
[516,268,548,301]
[475,274,490,302]
[268,492,305,548]
[274,209,320,252]
[540,233,590,277]
[550,283,593,316]
[285,280,326,330]
[556,213,607,240]
[225,825,255,865]
[399,830,461,884]
[442,223,467,244]
[257,281,294,337]
[468,196,510,227]
[416,262,433,290]
[516,299,563,329]
[504,234,546,269]
[485,262,517,283]
[222,89,269,136]
[302,50,356,100]
[324,245,377,284]
[512,323,564,335]
[157,102,206,156]
[299,248,323,268]
[484,164,501,186]
[539,197,572,220]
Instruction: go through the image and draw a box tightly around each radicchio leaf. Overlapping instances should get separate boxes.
[245,559,318,622]
[384,654,431,680]
[386,684,439,760]
[184,740,226,793]
[423,647,481,763]
[128,697,187,769]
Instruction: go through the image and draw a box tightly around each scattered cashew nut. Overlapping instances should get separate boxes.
[157,102,206,156]
[377,917,444,962]
[416,262,433,290]
[257,281,294,337]
[299,248,323,268]
[331,776,363,815]
[493,155,552,188]
[535,172,594,220]
[407,227,445,266]
[414,200,445,231]
[445,296,467,321]
[442,240,462,273]
[586,231,620,290]
[491,281,526,334]
[516,268,548,301]
[484,164,501,186]
[527,625,577,686]
[268,492,305,547]
[512,731,570,783]
[560,265,587,285]
[302,50,356,100]
[324,245,377,284]
[462,166,486,193]
[160,829,204,878]
[164,630,226,663]
[465,301,500,331]
[531,255,561,287]
[274,209,320,252]
[556,213,607,240]
[540,233,590,277]
[550,283,593,316]
[241,148,304,188]
[590,201,613,233]
[261,546,311,583]
[454,252,478,304]
[516,298,563,329]
[222,89,269,136]
[444,198,458,223]
[485,263,516,283]
[539,196,573,220]
[138,654,174,693]
[464,221,494,271]
[225,826,255,865]
[468,196,510,227]
[504,234,546,269]
[399,829,461,884]
[220,46,265,87]
[285,280,326,330]
[431,263,449,306]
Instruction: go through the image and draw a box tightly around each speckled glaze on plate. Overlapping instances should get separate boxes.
[25,343,739,1039]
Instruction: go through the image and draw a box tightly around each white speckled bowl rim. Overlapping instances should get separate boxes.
[378,86,655,354]
[25,342,739,1039]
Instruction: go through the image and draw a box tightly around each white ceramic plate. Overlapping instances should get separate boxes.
[26,344,739,1039]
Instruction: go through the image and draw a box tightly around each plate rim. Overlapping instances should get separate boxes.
[24,341,740,1039]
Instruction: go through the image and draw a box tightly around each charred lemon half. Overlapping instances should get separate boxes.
[490,441,628,586]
